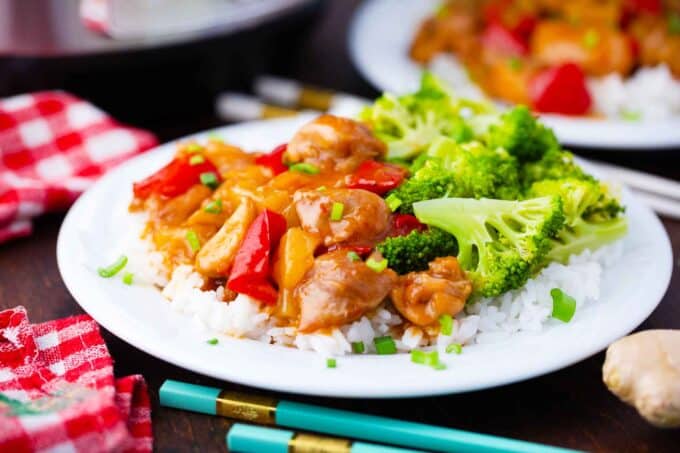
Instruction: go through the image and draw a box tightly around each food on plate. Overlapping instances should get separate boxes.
[603,330,680,428]
[410,0,680,119]
[123,75,627,360]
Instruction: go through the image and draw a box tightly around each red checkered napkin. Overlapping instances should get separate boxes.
[0,306,152,453]
[0,91,157,244]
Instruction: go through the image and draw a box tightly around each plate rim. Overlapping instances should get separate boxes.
[57,116,674,398]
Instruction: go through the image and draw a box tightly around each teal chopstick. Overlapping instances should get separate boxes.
[160,380,582,453]
[227,423,422,453]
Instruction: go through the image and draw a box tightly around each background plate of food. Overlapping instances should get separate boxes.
[349,0,680,149]
[58,80,672,397]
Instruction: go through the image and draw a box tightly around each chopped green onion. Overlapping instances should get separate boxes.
[374,336,397,355]
[351,341,365,353]
[583,29,599,49]
[189,154,205,165]
[207,338,219,345]
[551,288,576,322]
[122,272,134,285]
[326,358,337,368]
[411,350,445,369]
[317,186,327,192]
[621,109,642,122]
[98,255,128,278]
[204,199,223,214]
[186,230,201,252]
[385,193,403,212]
[200,172,219,189]
[330,202,344,221]
[289,163,320,174]
[208,133,223,142]
[186,143,203,153]
[347,251,361,262]
[446,343,462,354]
[668,12,680,35]
[439,314,453,336]
[508,56,522,72]
[366,257,388,273]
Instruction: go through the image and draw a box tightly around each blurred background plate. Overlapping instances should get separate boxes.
[348,0,680,150]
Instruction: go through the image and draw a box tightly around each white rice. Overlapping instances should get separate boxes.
[429,53,680,121]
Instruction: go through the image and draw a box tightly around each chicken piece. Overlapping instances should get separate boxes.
[629,15,680,78]
[474,56,537,105]
[294,250,397,332]
[146,184,213,227]
[201,140,256,176]
[293,188,390,247]
[531,20,634,76]
[603,330,680,428]
[195,198,257,277]
[391,257,472,327]
[285,115,386,173]
[562,0,623,27]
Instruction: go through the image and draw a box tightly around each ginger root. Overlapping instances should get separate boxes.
[603,330,680,428]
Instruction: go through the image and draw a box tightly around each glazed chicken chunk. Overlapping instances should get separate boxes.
[391,257,472,327]
[285,114,386,173]
[293,188,390,247]
[295,250,397,333]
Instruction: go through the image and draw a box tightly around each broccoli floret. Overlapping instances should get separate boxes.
[388,137,520,213]
[414,196,565,297]
[527,178,627,263]
[377,227,458,275]
[360,73,474,159]
[520,148,594,188]
[485,106,559,162]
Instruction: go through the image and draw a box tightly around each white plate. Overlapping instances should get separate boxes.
[57,116,672,398]
[349,0,680,150]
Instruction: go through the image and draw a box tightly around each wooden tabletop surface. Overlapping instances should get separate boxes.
[1,1,679,451]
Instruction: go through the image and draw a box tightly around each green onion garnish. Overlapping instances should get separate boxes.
[374,336,397,355]
[411,349,440,366]
[446,343,462,354]
[186,230,201,252]
[204,199,223,214]
[186,143,203,153]
[583,29,599,49]
[207,338,218,345]
[189,154,205,165]
[326,358,337,368]
[385,193,402,212]
[98,255,128,278]
[200,172,219,189]
[366,257,388,273]
[668,12,680,35]
[439,314,453,336]
[330,202,344,221]
[289,163,320,174]
[208,133,223,142]
[347,251,361,262]
[621,109,642,122]
[551,288,576,322]
[508,56,522,72]
[351,341,365,354]
[122,272,134,285]
[317,186,327,192]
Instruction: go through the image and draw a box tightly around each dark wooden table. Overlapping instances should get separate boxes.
[2,1,679,452]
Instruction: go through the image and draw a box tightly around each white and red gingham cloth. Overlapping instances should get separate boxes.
[0,91,157,244]
[0,306,152,452]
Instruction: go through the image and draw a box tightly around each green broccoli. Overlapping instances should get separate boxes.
[388,137,521,213]
[413,196,565,297]
[377,227,458,275]
[484,106,559,162]
[360,73,475,159]
[520,148,594,188]
[527,178,627,264]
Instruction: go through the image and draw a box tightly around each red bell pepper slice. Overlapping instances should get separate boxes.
[389,214,427,238]
[133,154,220,199]
[345,160,408,195]
[481,22,529,56]
[255,143,288,176]
[227,209,287,305]
[483,0,536,41]
[625,0,661,14]
[325,244,373,257]
[529,63,592,116]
